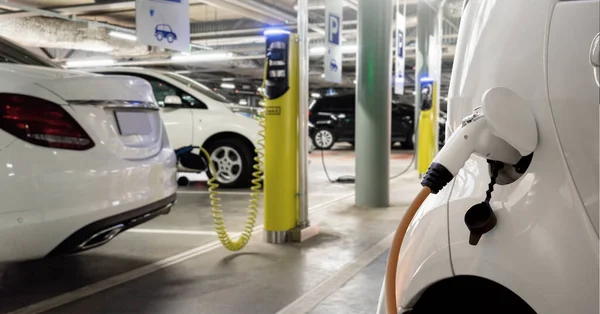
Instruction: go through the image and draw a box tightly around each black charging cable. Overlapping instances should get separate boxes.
[319,144,417,184]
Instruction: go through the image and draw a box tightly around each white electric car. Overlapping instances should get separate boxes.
[0,39,177,263]
[91,68,261,188]
[388,0,599,313]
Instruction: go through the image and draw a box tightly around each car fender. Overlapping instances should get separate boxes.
[193,111,259,150]
[394,184,454,311]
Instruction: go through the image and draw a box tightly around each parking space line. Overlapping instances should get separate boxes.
[275,232,394,314]
[8,193,354,314]
[177,190,353,197]
[126,229,238,236]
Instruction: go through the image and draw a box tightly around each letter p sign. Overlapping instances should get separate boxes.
[328,13,340,45]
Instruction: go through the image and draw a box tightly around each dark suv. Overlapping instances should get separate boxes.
[308,94,445,150]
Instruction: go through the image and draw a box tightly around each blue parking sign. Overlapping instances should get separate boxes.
[328,13,340,45]
[325,0,343,84]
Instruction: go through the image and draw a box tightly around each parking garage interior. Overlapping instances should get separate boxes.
[0,1,598,314]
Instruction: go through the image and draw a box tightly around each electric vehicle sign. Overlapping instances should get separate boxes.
[136,0,190,52]
[394,12,406,95]
[325,0,343,84]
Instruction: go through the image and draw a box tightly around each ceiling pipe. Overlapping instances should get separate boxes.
[0,0,133,34]
[0,0,280,26]
[219,0,325,34]
[198,0,280,24]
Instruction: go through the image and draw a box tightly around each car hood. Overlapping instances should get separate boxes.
[0,64,155,103]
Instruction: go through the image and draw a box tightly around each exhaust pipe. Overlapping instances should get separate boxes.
[77,224,125,250]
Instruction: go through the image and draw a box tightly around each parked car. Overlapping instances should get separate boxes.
[308,94,446,150]
[0,37,177,262]
[91,68,261,188]
[387,0,600,313]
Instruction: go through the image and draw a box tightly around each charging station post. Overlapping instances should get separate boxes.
[262,28,318,244]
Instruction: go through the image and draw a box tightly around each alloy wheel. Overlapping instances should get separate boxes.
[315,130,334,149]
[210,146,243,184]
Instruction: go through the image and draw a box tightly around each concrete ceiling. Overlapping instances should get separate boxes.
[0,0,463,101]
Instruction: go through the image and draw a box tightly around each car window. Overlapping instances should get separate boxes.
[103,72,208,109]
[163,72,233,103]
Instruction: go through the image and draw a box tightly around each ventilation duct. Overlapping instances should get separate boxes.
[0,16,150,56]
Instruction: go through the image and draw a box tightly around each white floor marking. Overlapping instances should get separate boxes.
[177,190,353,197]
[126,229,237,236]
[8,193,355,314]
[275,232,395,314]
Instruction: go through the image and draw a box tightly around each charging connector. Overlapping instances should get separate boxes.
[420,107,523,194]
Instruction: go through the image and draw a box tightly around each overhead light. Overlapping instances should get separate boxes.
[171,52,232,63]
[221,83,235,89]
[321,74,325,78]
[353,79,357,84]
[264,28,291,36]
[257,87,265,93]
[222,77,235,82]
[109,31,137,41]
[311,93,321,98]
[65,58,116,68]
[310,45,357,55]
[239,99,248,105]
[310,46,327,55]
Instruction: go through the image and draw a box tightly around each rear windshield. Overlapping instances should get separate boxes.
[312,95,355,111]
[0,36,58,68]
[163,72,232,103]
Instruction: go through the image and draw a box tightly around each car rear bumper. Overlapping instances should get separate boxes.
[0,139,178,262]
[48,193,176,256]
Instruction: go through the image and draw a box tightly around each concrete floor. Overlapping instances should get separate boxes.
[0,145,421,314]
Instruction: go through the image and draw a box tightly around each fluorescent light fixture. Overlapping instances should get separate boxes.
[264,28,291,36]
[65,58,116,68]
[310,45,357,55]
[342,45,358,53]
[222,77,235,82]
[239,99,248,105]
[221,83,235,89]
[311,93,321,98]
[109,31,137,41]
[310,46,327,55]
[171,52,232,63]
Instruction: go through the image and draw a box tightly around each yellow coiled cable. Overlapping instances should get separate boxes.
[199,102,266,251]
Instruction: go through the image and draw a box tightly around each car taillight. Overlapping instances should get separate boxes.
[0,94,94,150]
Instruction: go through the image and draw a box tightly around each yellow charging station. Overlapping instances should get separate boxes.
[417,78,438,176]
[262,30,300,243]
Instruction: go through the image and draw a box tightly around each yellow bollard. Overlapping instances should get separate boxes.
[417,79,438,176]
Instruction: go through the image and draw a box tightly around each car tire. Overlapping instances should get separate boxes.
[167,34,175,43]
[177,176,190,187]
[205,138,254,189]
[155,33,163,41]
[312,128,336,150]
[402,131,415,150]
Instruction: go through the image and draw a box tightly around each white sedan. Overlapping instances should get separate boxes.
[0,44,177,262]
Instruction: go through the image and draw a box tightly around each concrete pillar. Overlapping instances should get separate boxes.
[355,0,394,208]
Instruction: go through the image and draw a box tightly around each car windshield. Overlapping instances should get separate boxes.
[163,72,232,103]
[0,36,59,68]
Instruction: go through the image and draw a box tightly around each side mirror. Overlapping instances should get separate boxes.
[164,95,183,107]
